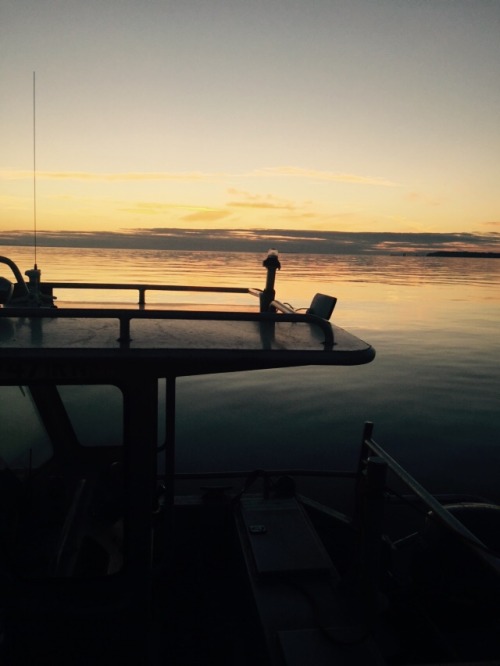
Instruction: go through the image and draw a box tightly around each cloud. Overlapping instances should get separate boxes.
[116,202,233,223]
[228,201,296,210]
[181,210,232,223]
[0,170,215,182]
[226,189,298,211]
[119,202,226,215]
[2,228,498,254]
[405,191,442,207]
[0,166,397,186]
[252,167,398,187]
[0,194,26,210]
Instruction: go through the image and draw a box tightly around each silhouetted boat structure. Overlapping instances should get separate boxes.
[1,251,500,665]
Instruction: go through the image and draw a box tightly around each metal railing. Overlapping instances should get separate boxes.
[0,304,335,348]
[358,421,500,579]
[1,249,335,348]
[44,281,251,306]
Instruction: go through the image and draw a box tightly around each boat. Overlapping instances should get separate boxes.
[1,250,499,665]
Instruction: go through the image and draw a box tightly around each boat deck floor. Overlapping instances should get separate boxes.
[5,483,500,666]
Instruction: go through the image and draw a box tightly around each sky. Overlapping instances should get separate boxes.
[1,0,500,253]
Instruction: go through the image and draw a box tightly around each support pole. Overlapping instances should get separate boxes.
[356,454,388,615]
[122,377,158,620]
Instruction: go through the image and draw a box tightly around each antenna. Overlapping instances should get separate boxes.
[33,71,37,269]
[24,70,43,303]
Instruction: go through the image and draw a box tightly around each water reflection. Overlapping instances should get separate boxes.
[4,244,500,291]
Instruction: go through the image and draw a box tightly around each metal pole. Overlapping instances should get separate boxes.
[358,455,388,616]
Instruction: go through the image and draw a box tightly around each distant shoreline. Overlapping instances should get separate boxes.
[427,251,500,258]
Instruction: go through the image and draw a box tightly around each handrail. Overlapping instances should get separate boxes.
[360,421,500,575]
[0,306,334,348]
[44,281,252,306]
[173,468,356,480]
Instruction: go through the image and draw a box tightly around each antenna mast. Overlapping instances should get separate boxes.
[33,71,37,269]
[25,73,53,307]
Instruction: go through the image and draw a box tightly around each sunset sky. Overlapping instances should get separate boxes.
[1,0,500,251]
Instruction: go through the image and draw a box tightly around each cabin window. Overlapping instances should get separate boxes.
[0,384,126,580]
[58,385,123,447]
[0,386,53,468]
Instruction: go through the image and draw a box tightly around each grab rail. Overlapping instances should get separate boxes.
[359,421,500,576]
[44,281,251,306]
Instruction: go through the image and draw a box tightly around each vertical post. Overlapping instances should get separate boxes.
[260,249,281,312]
[154,376,177,577]
[354,421,374,524]
[356,455,388,615]
[164,375,176,519]
[362,420,374,447]
[122,377,158,623]
[118,315,132,345]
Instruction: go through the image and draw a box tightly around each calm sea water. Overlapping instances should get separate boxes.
[2,244,500,502]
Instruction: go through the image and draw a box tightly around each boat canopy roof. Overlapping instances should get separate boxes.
[0,251,374,382]
[0,305,374,383]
